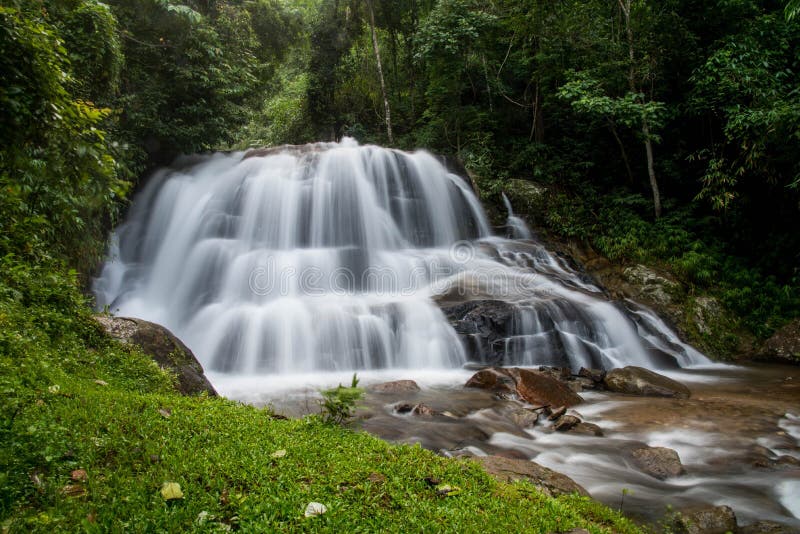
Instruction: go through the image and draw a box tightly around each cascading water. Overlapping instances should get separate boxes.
[94,139,710,375]
[501,192,533,240]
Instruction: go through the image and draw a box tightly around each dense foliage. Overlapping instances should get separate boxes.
[295,0,800,339]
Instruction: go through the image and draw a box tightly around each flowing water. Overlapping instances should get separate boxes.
[94,139,708,374]
[95,139,799,528]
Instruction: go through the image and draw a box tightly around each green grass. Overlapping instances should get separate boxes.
[0,255,642,533]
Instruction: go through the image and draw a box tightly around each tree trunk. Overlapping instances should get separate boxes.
[608,119,634,184]
[367,0,393,144]
[530,81,544,143]
[619,0,661,218]
[643,121,661,218]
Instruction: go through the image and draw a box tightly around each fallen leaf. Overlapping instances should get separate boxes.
[158,408,172,419]
[304,502,327,517]
[160,482,184,500]
[94,379,108,386]
[270,449,287,459]
[71,469,88,482]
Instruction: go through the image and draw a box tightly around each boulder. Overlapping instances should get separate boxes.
[569,422,604,437]
[472,455,589,498]
[464,368,516,395]
[553,414,581,432]
[578,367,606,384]
[394,402,437,416]
[604,366,690,399]
[630,446,685,480]
[671,505,737,534]
[623,264,681,306]
[509,368,583,408]
[508,408,539,428]
[95,315,216,396]
[759,319,800,364]
[368,380,421,394]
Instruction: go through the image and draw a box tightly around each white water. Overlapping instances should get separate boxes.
[95,139,711,374]
[501,192,532,239]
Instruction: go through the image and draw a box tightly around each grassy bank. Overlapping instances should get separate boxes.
[0,256,640,533]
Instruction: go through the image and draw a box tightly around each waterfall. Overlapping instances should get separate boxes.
[95,139,710,374]
[501,192,533,240]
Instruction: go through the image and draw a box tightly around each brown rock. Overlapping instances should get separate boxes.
[604,366,690,399]
[394,402,436,416]
[547,406,567,421]
[472,455,589,498]
[465,368,516,395]
[554,415,581,432]
[569,422,604,437]
[578,367,606,383]
[672,505,737,534]
[630,446,685,480]
[508,408,539,428]
[509,368,583,408]
[368,380,420,393]
[95,316,217,396]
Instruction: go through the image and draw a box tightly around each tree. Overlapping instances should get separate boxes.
[0,2,126,268]
[366,0,393,143]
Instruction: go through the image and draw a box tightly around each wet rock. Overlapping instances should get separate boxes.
[441,300,517,362]
[604,366,690,399]
[578,367,606,384]
[569,422,604,437]
[464,368,517,396]
[471,455,589,498]
[553,415,581,432]
[394,402,437,416]
[566,381,584,393]
[759,319,800,364]
[547,406,567,421]
[630,446,685,480]
[95,315,216,396]
[508,408,539,428]
[775,455,800,468]
[508,368,584,408]
[368,380,421,394]
[745,445,777,468]
[671,505,737,534]
[738,520,796,533]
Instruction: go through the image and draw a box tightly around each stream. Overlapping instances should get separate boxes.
[211,364,800,529]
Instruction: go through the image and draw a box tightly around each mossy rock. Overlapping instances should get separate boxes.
[95,315,217,396]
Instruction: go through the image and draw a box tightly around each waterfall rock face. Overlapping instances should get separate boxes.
[95,139,710,375]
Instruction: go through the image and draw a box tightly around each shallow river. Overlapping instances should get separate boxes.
[212,363,800,529]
